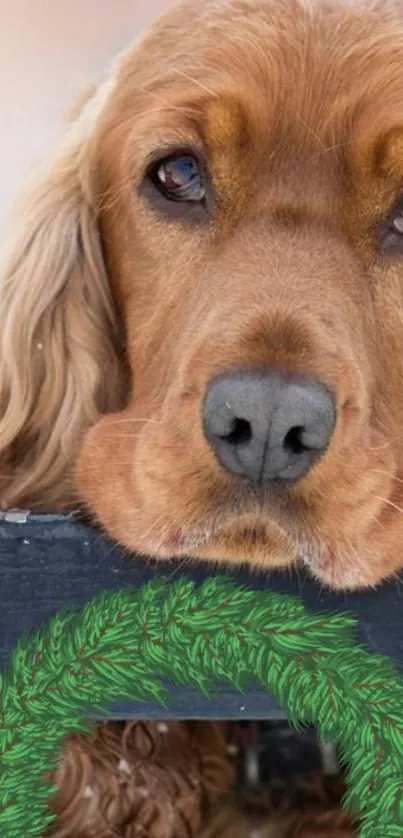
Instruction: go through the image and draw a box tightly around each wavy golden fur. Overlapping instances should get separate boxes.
[4,0,403,590]
[0,73,128,509]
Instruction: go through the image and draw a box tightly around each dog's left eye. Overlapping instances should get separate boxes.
[380,197,403,253]
[149,154,206,203]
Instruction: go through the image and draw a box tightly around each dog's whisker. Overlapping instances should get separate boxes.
[169,67,218,97]
[367,438,394,452]
[294,111,327,152]
[373,495,403,517]
[370,468,403,488]
[104,417,163,426]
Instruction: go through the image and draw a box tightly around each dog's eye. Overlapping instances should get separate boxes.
[379,196,403,253]
[149,154,205,203]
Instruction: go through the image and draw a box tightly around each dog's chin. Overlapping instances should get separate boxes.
[153,519,299,570]
[152,521,387,592]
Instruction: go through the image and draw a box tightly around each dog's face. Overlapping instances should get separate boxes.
[74,0,403,590]
[4,0,403,590]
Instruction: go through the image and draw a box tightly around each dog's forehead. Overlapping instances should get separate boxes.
[92,0,403,209]
[112,0,403,135]
[125,0,403,67]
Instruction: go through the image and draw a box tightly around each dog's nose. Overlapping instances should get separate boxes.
[202,370,336,485]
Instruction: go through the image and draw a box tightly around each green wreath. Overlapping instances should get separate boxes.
[1,576,403,837]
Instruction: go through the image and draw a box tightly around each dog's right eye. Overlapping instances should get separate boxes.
[147,153,206,203]
[379,195,403,253]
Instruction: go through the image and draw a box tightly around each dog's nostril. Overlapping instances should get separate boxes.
[220,418,252,447]
[284,425,306,455]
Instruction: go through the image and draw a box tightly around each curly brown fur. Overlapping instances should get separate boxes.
[46,721,233,838]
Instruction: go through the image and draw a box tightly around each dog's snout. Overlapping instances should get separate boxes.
[202,370,336,485]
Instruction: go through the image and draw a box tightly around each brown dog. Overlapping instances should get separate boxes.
[3,0,403,590]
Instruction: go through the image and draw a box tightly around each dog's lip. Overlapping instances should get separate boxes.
[300,544,336,573]
[299,542,364,590]
[161,482,304,553]
[163,528,216,550]
[163,520,282,552]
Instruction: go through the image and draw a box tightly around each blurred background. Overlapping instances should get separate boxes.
[0,0,174,232]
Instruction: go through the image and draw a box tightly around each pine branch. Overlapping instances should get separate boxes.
[0,577,402,836]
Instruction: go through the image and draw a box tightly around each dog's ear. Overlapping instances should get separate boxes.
[0,84,125,510]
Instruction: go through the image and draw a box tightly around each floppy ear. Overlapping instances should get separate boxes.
[0,85,125,510]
